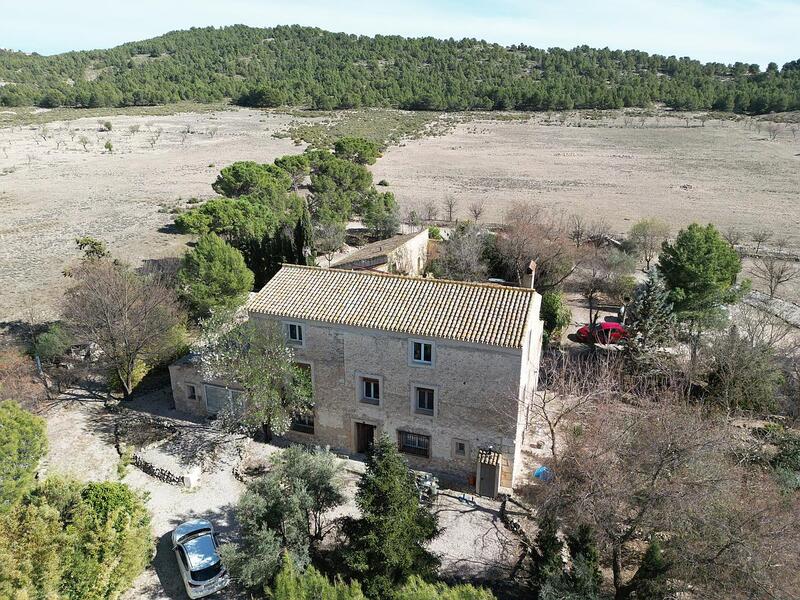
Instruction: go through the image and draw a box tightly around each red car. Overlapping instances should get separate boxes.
[576,322,627,344]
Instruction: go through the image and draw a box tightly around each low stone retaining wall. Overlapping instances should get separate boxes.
[131,450,185,486]
[744,290,800,328]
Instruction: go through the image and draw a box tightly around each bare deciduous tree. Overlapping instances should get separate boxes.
[751,228,772,255]
[531,351,623,456]
[529,403,800,600]
[467,199,485,222]
[568,213,587,247]
[421,199,439,222]
[722,226,743,248]
[750,241,800,298]
[496,202,578,289]
[63,259,184,397]
[441,196,457,222]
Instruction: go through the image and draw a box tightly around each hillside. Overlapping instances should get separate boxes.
[0,25,798,114]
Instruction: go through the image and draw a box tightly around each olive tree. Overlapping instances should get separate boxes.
[199,316,312,439]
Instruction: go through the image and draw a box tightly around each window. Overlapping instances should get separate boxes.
[286,322,304,345]
[290,412,315,434]
[186,384,197,400]
[415,387,435,415]
[411,340,434,365]
[204,384,243,416]
[453,439,468,458]
[361,377,380,405]
[398,431,431,457]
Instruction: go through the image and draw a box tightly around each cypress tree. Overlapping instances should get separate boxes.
[340,435,439,599]
[626,268,675,356]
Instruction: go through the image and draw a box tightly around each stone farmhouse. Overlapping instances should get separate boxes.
[169,264,543,496]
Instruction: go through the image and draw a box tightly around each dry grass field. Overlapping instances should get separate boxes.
[1,107,798,320]
[0,107,314,321]
[374,113,800,242]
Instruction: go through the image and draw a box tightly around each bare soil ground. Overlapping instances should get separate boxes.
[0,108,312,321]
[373,113,800,245]
[2,108,798,321]
[41,389,518,599]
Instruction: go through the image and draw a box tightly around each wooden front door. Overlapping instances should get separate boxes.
[478,463,498,497]
[355,422,375,454]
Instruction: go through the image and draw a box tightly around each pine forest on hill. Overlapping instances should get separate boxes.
[1,24,798,114]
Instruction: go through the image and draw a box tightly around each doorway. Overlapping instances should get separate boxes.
[354,422,376,454]
[478,463,498,497]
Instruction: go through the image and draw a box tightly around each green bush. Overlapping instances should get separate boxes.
[0,401,47,512]
[30,322,74,363]
[0,478,152,600]
[107,359,150,394]
[427,226,442,241]
[540,291,572,341]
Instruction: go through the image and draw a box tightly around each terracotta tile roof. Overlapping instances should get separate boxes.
[247,264,537,348]
[331,231,425,268]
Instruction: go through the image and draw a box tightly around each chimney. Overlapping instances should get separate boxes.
[527,260,537,289]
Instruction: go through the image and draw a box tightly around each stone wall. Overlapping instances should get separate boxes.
[168,312,543,493]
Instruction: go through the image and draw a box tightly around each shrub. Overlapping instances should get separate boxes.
[377,179,390,186]
[427,226,442,241]
[30,322,73,363]
[0,401,47,511]
[107,359,150,394]
[0,479,151,600]
[540,291,572,341]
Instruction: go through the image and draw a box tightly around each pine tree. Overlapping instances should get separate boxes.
[566,524,602,598]
[626,268,675,356]
[177,232,255,319]
[626,540,672,600]
[340,434,439,599]
[530,513,564,592]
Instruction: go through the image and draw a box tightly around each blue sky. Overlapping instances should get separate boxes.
[1,0,797,67]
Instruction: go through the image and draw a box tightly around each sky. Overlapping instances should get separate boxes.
[1,0,797,67]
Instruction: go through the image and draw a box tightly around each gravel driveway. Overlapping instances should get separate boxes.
[43,390,522,599]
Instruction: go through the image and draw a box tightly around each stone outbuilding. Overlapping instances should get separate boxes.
[169,264,543,496]
[331,229,429,275]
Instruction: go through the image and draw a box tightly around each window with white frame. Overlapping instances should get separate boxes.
[410,340,434,365]
[398,431,430,457]
[414,387,435,415]
[360,377,380,405]
[286,322,304,345]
